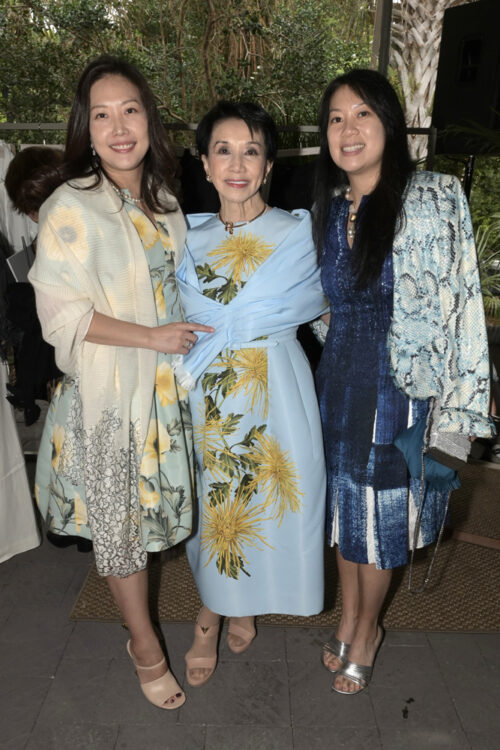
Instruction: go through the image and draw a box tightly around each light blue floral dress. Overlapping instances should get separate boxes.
[35,197,194,577]
[178,208,327,616]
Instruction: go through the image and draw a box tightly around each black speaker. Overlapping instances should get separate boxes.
[432,0,500,154]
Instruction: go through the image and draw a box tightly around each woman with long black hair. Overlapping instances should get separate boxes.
[313,69,492,694]
[29,55,211,709]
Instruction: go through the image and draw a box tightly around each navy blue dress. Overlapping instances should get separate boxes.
[316,197,446,569]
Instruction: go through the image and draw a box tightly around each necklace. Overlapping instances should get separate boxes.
[218,204,268,235]
[111,183,143,205]
[344,186,358,242]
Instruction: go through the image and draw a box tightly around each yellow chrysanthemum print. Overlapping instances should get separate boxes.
[214,348,268,417]
[194,407,240,479]
[201,489,271,577]
[129,207,159,251]
[141,419,172,476]
[51,424,65,471]
[156,362,188,406]
[157,422,172,461]
[141,420,159,476]
[74,492,88,531]
[139,478,160,509]
[158,226,173,253]
[247,434,303,524]
[154,279,166,318]
[207,232,274,284]
[46,204,89,261]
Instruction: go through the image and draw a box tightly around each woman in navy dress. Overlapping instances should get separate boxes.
[313,69,491,694]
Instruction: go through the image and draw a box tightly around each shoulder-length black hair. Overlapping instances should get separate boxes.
[196,100,278,162]
[61,54,178,212]
[312,68,415,288]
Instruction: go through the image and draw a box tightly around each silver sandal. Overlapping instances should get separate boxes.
[321,636,350,674]
[331,660,373,695]
[331,627,385,695]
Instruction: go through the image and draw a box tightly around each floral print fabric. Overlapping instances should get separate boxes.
[34,198,194,577]
[181,209,326,616]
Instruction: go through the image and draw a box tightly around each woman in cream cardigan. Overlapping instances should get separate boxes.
[29,55,211,710]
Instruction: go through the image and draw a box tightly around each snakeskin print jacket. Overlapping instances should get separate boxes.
[389,170,492,438]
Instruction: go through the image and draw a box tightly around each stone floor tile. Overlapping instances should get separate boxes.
[25,723,118,750]
[376,724,469,750]
[288,661,376,727]
[0,586,13,628]
[285,626,333,662]
[65,621,130,660]
[382,631,428,647]
[1,559,78,609]
[427,633,500,740]
[371,644,470,750]
[293,724,383,749]
[0,558,17,582]
[206,724,293,749]
[1,734,32,750]
[179,660,291,726]
[117,723,206,749]
[0,608,74,680]
[464,729,500,750]
[372,635,433,689]
[0,674,53,746]
[10,537,71,567]
[475,632,500,670]
[35,657,110,727]
[60,565,93,612]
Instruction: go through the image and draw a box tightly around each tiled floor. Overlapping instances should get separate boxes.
[1,427,499,749]
[1,507,499,750]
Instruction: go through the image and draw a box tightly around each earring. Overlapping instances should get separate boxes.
[262,176,268,186]
[90,142,100,169]
[206,174,212,183]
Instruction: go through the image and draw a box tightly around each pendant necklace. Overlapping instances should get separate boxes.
[218,204,268,235]
[344,186,358,242]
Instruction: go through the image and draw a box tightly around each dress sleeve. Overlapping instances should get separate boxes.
[436,176,492,437]
[28,203,94,376]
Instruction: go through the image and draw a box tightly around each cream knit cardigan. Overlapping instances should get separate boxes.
[29,175,187,456]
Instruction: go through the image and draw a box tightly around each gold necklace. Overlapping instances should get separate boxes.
[218,204,268,235]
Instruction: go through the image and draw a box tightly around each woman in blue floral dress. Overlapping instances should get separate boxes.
[175,101,327,687]
[29,56,211,710]
[313,70,492,694]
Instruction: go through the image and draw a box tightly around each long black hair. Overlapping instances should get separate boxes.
[312,69,415,288]
[61,55,178,212]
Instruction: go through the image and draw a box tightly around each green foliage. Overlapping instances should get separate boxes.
[476,213,500,323]
[1,0,374,141]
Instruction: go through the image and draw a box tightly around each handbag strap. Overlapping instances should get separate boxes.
[408,400,451,594]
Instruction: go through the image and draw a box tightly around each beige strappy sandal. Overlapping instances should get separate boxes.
[227,618,256,654]
[185,620,220,687]
[126,640,185,709]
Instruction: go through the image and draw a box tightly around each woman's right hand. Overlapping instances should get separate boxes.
[148,321,214,355]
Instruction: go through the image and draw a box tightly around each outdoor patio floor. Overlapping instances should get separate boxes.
[1,469,499,750]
